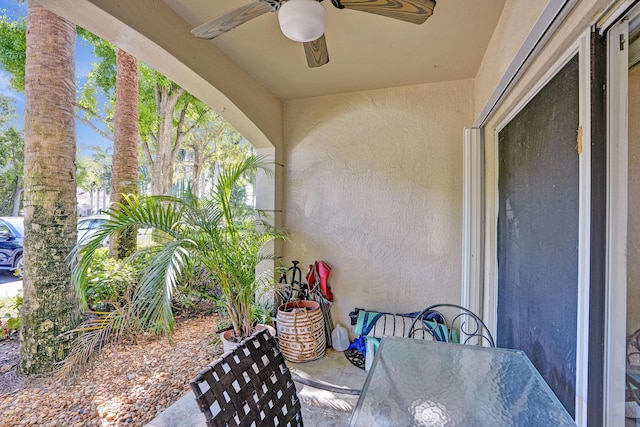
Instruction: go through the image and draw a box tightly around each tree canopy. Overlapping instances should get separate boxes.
[0,14,26,92]
[0,95,23,215]
[0,12,254,201]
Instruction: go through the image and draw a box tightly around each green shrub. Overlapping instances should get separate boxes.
[84,247,223,316]
[1,293,22,339]
[84,248,141,312]
[171,266,223,316]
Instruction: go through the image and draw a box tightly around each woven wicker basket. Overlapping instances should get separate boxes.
[277,300,326,362]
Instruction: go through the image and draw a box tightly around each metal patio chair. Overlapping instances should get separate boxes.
[627,328,640,407]
[190,329,303,427]
[407,303,495,347]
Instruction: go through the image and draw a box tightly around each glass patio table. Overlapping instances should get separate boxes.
[348,337,575,426]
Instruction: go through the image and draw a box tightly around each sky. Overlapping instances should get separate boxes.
[0,0,113,156]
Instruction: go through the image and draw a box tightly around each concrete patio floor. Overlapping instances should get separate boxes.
[146,348,366,427]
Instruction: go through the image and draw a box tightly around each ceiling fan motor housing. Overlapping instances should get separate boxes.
[278,0,328,43]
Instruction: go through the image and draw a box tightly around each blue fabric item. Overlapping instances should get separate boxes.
[355,311,385,336]
[365,336,381,371]
[355,309,449,341]
[350,308,454,372]
[420,320,448,342]
[402,310,445,325]
[348,336,367,354]
[365,336,381,353]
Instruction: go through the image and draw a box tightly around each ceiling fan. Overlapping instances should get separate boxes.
[191,0,437,68]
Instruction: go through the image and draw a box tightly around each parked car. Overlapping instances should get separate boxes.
[77,214,109,246]
[0,216,23,277]
[77,214,152,246]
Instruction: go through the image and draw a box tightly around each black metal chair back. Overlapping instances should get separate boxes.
[407,303,495,347]
[190,329,303,427]
[626,328,640,406]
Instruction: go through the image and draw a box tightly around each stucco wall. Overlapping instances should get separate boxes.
[283,80,474,332]
[628,66,640,335]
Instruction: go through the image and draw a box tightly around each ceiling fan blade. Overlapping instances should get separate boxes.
[304,35,330,68]
[192,1,277,40]
[332,0,436,24]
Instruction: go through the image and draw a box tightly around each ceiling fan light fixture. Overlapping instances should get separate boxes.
[278,0,327,43]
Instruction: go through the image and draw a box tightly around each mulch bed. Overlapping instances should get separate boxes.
[0,315,222,427]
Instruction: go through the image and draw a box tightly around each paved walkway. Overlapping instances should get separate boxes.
[0,271,22,299]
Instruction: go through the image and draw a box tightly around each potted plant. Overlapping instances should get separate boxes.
[70,155,286,351]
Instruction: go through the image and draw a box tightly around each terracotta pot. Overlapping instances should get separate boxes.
[220,324,276,353]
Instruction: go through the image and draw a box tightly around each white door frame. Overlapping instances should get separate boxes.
[604,16,630,427]
[464,1,639,423]
[461,128,483,317]
[483,32,592,425]
[463,0,577,330]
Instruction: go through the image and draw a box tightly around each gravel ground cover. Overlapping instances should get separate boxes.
[0,315,221,427]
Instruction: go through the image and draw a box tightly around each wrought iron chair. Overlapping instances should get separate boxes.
[190,329,303,427]
[407,303,495,347]
[626,328,640,407]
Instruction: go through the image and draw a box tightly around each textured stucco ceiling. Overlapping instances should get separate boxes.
[163,0,507,100]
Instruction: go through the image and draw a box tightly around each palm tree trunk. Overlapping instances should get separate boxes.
[20,4,80,376]
[109,48,139,259]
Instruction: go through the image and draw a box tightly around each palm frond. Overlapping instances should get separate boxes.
[56,308,129,377]
[130,241,191,336]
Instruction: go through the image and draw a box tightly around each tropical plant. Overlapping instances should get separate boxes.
[63,154,286,372]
